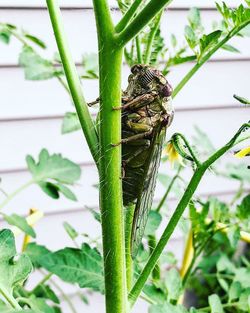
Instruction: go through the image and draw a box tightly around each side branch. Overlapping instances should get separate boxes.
[115,0,143,33]
[46,0,99,165]
[128,122,250,306]
[115,0,172,46]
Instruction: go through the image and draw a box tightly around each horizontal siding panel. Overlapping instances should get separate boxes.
[1,107,249,170]
[0,0,243,8]
[1,9,250,66]
[1,61,250,119]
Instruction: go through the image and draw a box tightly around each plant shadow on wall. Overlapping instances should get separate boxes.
[0,1,250,313]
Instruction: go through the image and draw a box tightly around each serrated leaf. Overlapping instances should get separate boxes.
[0,229,33,305]
[208,294,224,313]
[0,29,11,44]
[144,211,162,236]
[39,244,104,292]
[25,243,51,268]
[19,46,60,80]
[61,112,81,134]
[26,149,81,200]
[26,149,81,184]
[63,222,78,240]
[199,30,222,56]
[4,214,36,238]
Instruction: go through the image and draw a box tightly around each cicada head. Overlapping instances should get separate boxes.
[128,64,173,98]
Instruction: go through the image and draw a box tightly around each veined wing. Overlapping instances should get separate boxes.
[131,125,167,259]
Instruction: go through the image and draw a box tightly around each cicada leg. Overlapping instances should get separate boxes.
[87,97,100,107]
[113,93,155,111]
[112,129,153,147]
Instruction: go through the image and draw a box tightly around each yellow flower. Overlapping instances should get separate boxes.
[234,146,250,158]
[165,141,185,167]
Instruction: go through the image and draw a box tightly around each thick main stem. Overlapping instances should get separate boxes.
[92,1,127,312]
[99,46,127,313]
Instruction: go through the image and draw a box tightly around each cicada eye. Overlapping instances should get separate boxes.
[131,64,143,74]
[138,69,155,88]
[161,81,173,97]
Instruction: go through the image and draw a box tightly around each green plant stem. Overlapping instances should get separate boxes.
[0,286,22,310]
[156,165,182,213]
[173,133,201,166]
[92,1,127,313]
[125,204,135,292]
[173,19,250,98]
[31,273,53,292]
[46,0,99,165]
[128,123,250,306]
[0,180,34,210]
[199,301,241,311]
[116,0,173,46]
[144,11,162,64]
[135,36,143,63]
[115,0,143,33]
[148,235,160,280]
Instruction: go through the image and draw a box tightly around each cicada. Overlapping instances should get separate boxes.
[120,64,174,258]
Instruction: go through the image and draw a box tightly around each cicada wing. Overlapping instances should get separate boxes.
[131,126,167,259]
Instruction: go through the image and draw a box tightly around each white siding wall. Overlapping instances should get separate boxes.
[0,1,250,312]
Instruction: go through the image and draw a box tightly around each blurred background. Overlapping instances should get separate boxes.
[0,0,249,312]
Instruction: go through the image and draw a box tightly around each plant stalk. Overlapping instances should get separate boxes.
[46,0,99,165]
[116,0,172,46]
[92,1,127,312]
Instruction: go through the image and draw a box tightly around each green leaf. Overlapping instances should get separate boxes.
[199,30,222,55]
[233,94,250,105]
[25,243,51,268]
[26,149,81,184]
[25,296,56,313]
[0,229,33,303]
[149,303,188,313]
[3,214,36,238]
[226,163,250,183]
[216,254,235,273]
[144,211,162,236]
[26,149,81,200]
[81,53,99,79]
[171,34,177,48]
[237,289,250,311]
[234,268,250,289]
[61,112,81,134]
[24,34,46,49]
[0,29,11,44]
[188,8,201,30]
[222,44,240,53]
[237,195,250,219]
[165,268,182,301]
[19,46,60,80]
[226,225,240,248]
[39,244,104,292]
[229,281,241,302]
[143,284,166,305]
[208,294,224,313]
[185,25,197,49]
[63,222,78,240]
[33,284,60,304]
